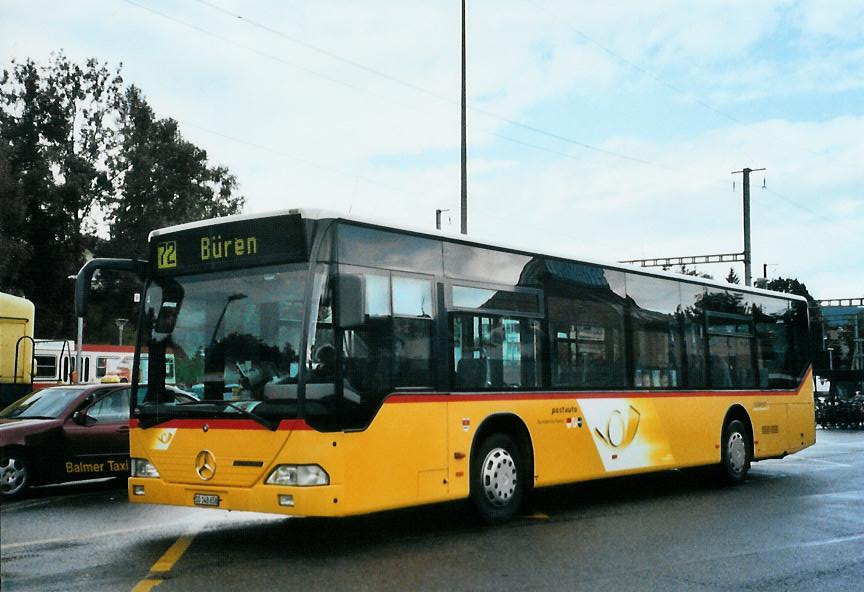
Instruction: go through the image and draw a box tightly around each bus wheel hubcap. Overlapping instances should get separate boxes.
[728,432,746,474]
[481,447,517,507]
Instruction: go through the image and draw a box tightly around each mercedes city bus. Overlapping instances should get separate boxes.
[75,210,815,523]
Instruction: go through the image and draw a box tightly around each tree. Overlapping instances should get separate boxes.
[725,267,740,284]
[760,276,825,369]
[99,86,244,260]
[762,277,817,305]
[87,85,244,345]
[1,55,244,343]
[677,265,713,280]
[1,53,123,337]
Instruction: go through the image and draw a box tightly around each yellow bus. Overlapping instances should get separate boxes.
[76,210,815,523]
[0,293,35,406]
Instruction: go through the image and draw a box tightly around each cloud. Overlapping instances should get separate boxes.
[3,0,862,298]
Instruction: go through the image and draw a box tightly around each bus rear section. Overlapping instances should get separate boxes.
[0,293,35,406]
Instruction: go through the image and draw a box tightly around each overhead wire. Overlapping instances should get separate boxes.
[120,1,605,240]
[126,0,855,239]
[187,0,720,180]
[184,119,598,245]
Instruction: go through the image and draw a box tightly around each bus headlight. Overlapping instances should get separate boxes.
[131,458,161,478]
[266,464,329,486]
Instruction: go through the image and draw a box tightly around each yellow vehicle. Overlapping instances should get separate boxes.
[76,210,815,523]
[0,293,35,406]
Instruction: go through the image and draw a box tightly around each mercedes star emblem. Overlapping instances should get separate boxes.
[195,450,216,481]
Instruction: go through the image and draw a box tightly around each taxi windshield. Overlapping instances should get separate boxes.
[0,387,81,419]
[137,263,327,424]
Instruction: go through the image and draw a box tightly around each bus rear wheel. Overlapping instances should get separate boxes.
[719,419,750,484]
[471,433,524,525]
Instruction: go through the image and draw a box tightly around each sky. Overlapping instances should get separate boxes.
[2,0,863,299]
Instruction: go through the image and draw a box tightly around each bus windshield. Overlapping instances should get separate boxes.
[138,263,325,425]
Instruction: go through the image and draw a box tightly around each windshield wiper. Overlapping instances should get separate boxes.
[176,400,279,431]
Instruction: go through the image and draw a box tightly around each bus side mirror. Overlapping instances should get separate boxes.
[155,302,180,334]
[75,258,147,317]
[334,274,364,329]
[154,280,185,334]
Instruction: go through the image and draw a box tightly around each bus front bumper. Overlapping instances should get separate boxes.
[128,477,346,517]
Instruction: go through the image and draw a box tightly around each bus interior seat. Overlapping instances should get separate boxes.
[456,358,486,389]
[709,356,733,388]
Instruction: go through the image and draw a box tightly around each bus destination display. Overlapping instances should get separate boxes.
[150,213,307,275]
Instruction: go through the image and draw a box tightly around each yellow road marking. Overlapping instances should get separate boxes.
[151,534,194,573]
[131,578,163,592]
[131,534,195,591]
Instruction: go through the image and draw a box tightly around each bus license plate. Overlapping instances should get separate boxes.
[193,493,221,507]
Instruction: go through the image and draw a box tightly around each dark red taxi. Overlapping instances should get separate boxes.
[0,383,192,498]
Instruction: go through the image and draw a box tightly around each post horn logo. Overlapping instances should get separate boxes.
[195,450,216,481]
[595,405,641,449]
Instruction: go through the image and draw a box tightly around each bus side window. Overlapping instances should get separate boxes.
[392,276,434,388]
[626,275,684,389]
[335,269,437,427]
[451,314,542,390]
[680,284,707,388]
[543,263,627,390]
[341,268,391,398]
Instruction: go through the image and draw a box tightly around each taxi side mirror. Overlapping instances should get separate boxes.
[72,410,96,425]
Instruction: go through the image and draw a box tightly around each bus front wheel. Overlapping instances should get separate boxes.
[471,433,524,525]
[719,419,750,484]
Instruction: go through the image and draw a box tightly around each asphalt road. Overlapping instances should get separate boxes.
[2,429,862,591]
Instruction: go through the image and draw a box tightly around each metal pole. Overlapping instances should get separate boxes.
[68,274,82,384]
[854,316,863,371]
[732,167,764,287]
[743,167,752,287]
[116,319,128,346]
[76,317,83,384]
[460,0,468,235]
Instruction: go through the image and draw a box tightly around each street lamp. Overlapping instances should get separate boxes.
[827,347,835,370]
[67,274,82,384]
[115,318,128,346]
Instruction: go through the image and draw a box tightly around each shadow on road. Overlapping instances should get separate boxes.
[177,465,748,563]
[1,476,126,509]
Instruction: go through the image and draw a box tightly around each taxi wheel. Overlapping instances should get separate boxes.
[0,453,29,498]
